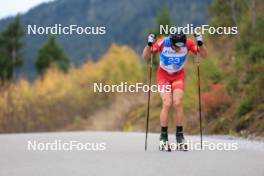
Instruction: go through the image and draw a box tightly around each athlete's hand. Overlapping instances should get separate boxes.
[194,33,203,47]
[147,33,156,47]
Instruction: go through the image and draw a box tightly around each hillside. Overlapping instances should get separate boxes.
[0,0,212,79]
[0,45,144,133]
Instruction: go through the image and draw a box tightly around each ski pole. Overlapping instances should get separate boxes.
[145,47,153,151]
[196,49,203,150]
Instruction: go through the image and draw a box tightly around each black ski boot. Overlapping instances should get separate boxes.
[176,132,188,151]
[159,135,171,152]
[159,127,171,152]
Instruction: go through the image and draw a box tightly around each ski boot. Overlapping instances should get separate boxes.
[159,136,171,152]
[176,133,188,151]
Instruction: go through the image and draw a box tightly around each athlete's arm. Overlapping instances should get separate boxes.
[186,39,208,59]
[194,34,208,58]
[142,38,164,60]
[198,45,208,59]
[142,45,152,61]
[142,39,164,60]
[143,34,156,60]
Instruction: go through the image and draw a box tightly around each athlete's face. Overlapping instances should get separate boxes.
[171,42,184,52]
[171,44,181,52]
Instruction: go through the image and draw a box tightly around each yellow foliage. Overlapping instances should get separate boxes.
[0,44,144,132]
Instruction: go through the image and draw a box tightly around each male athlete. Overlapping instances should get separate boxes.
[142,31,208,151]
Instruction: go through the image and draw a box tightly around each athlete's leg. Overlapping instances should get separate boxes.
[172,80,187,149]
[157,67,173,151]
[157,67,172,127]
[159,91,172,151]
[172,86,184,126]
[160,91,172,127]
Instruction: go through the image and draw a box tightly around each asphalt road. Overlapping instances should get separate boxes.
[0,132,263,176]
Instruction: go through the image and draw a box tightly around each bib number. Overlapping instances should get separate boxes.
[168,57,180,64]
